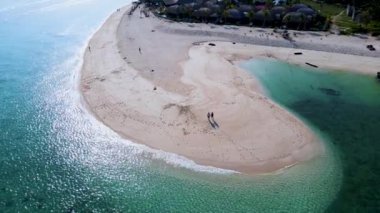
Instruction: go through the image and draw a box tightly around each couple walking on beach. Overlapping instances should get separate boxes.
[207,112,214,119]
[207,112,218,128]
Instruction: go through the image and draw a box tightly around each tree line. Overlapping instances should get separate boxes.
[322,0,380,20]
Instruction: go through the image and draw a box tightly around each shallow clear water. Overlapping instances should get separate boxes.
[0,1,346,212]
[241,60,380,212]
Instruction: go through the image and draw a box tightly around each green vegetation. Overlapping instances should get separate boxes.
[300,0,343,18]
[300,0,380,35]
[335,11,380,35]
[152,0,380,34]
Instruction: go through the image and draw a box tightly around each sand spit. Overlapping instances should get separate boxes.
[81,6,380,174]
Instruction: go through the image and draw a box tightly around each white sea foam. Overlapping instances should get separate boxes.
[0,0,53,13]
[35,0,95,13]
[52,6,238,175]
[118,138,238,174]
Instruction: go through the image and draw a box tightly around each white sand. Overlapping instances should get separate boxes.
[80,6,380,175]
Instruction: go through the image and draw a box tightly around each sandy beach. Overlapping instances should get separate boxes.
[80,5,380,174]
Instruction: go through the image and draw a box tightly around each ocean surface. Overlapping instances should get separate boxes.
[241,60,380,212]
[0,0,376,212]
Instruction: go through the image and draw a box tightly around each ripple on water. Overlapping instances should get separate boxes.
[0,1,346,211]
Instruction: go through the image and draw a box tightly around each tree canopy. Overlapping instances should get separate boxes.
[323,0,380,20]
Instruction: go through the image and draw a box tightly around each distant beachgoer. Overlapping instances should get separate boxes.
[88,46,91,52]
[211,112,214,118]
[207,112,210,119]
[139,47,141,54]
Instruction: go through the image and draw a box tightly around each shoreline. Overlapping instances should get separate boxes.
[80,5,379,175]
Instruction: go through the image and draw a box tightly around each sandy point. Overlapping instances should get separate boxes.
[80,5,380,175]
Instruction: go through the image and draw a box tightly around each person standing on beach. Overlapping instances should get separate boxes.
[139,47,141,54]
[211,112,214,119]
[207,112,210,120]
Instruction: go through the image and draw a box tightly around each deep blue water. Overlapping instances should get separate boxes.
[242,59,380,212]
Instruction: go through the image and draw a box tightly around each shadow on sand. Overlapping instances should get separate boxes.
[208,118,219,129]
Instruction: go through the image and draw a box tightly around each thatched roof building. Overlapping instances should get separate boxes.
[254,10,273,22]
[239,4,253,13]
[226,8,243,20]
[166,5,179,15]
[253,0,266,6]
[297,7,316,16]
[163,0,179,6]
[289,4,308,12]
[283,12,304,24]
[271,6,286,21]
[204,1,222,13]
[254,5,266,11]
[193,7,212,18]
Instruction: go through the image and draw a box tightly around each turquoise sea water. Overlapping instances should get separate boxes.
[241,60,380,212]
[0,1,371,212]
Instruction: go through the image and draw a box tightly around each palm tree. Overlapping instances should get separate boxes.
[299,13,306,30]
[360,10,371,28]
[291,0,300,4]
[265,0,273,9]
[222,9,228,23]
[247,10,255,26]
[263,9,270,27]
